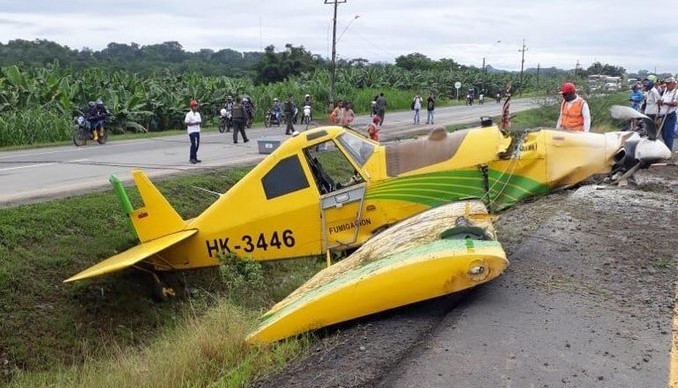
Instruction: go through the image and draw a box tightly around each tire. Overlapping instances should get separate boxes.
[264,115,271,128]
[72,126,88,146]
[97,128,108,144]
[218,117,226,133]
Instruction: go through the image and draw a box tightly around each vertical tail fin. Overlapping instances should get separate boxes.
[115,170,186,243]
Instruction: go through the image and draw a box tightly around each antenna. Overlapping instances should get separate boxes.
[192,185,222,197]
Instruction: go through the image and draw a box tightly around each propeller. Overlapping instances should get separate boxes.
[609,105,657,138]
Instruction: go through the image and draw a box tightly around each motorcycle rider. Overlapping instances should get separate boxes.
[242,97,255,128]
[86,99,108,140]
[271,98,283,123]
[219,96,234,132]
[302,94,312,121]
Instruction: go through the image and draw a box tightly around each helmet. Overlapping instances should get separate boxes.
[227,95,233,100]
[189,99,198,107]
[305,94,310,98]
[88,101,95,108]
[560,82,576,94]
[95,99,103,106]
[647,74,658,83]
[273,98,278,102]
[243,97,249,102]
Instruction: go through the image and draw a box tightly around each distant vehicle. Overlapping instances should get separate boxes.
[589,74,622,92]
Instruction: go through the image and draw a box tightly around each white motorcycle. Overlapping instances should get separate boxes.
[302,105,312,129]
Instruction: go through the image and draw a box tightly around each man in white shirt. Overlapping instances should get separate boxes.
[185,100,202,164]
[658,77,678,151]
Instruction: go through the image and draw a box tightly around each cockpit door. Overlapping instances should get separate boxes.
[320,183,366,251]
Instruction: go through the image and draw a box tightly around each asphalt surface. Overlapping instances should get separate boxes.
[254,166,678,388]
[0,99,537,206]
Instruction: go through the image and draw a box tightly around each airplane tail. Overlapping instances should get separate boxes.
[65,171,191,283]
[112,170,186,243]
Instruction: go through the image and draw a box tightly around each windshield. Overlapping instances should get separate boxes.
[337,133,374,166]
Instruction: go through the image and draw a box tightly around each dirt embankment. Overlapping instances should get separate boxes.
[253,162,678,388]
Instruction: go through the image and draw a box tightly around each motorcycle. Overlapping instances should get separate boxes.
[264,110,284,128]
[218,109,233,133]
[466,94,474,106]
[479,94,485,105]
[301,105,312,129]
[73,115,108,146]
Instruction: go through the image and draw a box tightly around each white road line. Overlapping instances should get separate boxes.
[0,158,89,172]
[0,162,57,172]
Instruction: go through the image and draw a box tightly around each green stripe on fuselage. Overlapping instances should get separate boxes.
[365,169,548,210]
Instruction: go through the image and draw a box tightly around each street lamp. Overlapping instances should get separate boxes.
[337,15,359,43]
[482,40,501,93]
[482,40,501,73]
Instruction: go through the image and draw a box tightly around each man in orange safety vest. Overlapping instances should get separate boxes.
[556,82,591,132]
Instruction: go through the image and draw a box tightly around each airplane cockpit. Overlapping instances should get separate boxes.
[303,132,373,195]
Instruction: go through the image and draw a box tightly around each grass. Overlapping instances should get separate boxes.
[0,161,338,385]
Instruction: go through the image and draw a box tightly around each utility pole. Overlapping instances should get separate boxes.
[518,39,527,96]
[325,0,346,111]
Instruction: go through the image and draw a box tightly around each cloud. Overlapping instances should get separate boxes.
[0,0,675,74]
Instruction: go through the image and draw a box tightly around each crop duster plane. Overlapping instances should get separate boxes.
[65,104,671,330]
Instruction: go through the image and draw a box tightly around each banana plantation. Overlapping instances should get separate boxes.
[0,61,562,147]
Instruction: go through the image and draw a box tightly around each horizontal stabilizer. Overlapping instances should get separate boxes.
[64,229,197,283]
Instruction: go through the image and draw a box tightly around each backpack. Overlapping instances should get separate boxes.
[411,100,415,110]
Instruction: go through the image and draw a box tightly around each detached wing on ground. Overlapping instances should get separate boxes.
[246,200,508,345]
[64,230,197,283]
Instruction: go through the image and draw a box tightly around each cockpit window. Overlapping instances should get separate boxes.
[261,155,310,199]
[304,142,364,195]
[337,133,374,166]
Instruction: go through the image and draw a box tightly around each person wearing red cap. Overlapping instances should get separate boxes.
[556,82,590,132]
[185,99,202,164]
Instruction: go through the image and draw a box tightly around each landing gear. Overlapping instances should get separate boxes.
[133,264,180,302]
[151,273,177,302]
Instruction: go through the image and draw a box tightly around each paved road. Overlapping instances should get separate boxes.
[0,98,537,206]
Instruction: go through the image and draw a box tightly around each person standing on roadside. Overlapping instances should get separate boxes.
[642,76,661,140]
[657,77,678,150]
[367,115,380,141]
[556,82,591,132]
[340,101,355,127]
[412,94,423,124]
[231,97,249,144]
[426,92,436,124]
[375,92,387,125]
[185,99,202,164]
[284,94,296,135]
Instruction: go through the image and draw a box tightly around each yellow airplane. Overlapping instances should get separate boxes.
[64,105,670,300]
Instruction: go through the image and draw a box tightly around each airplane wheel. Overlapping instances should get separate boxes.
[151,281,176,302]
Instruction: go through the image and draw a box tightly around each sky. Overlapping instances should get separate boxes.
[1,0,677,75]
